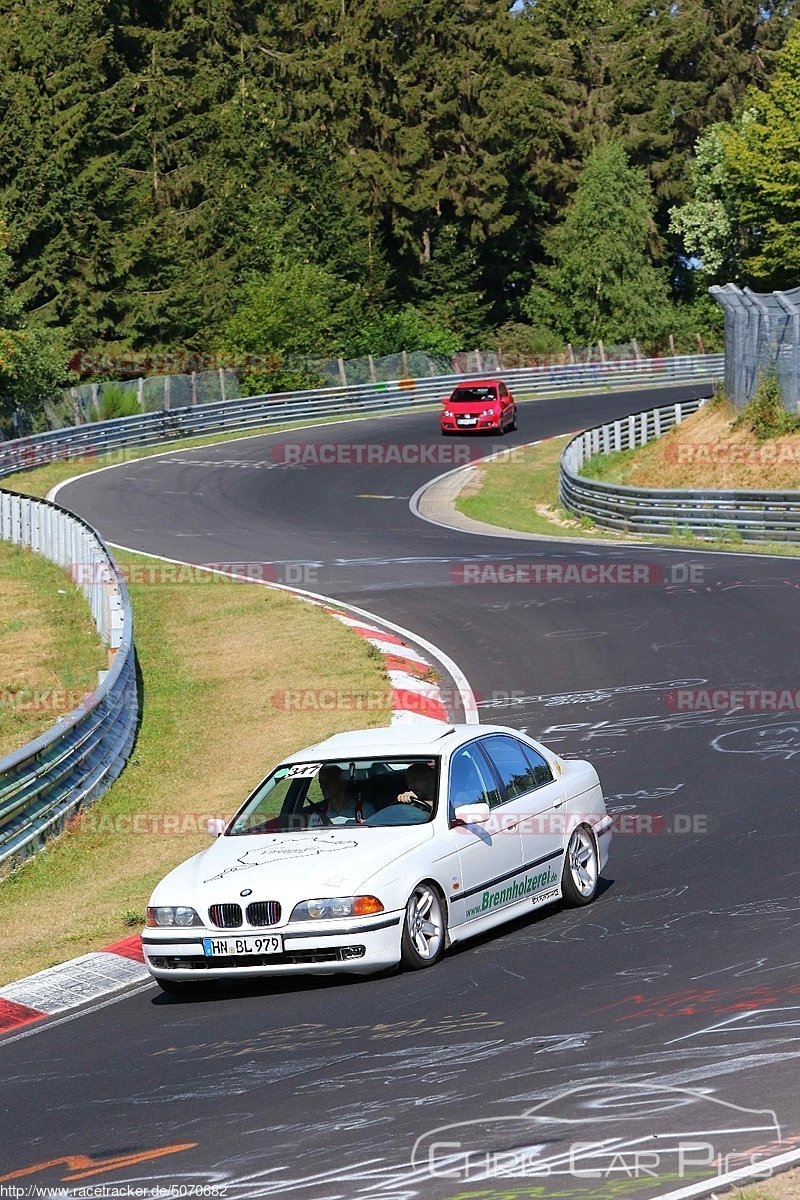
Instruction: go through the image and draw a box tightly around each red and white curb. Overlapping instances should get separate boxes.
[0,934,148,1034]
[0,591,467,1035]
[321,607,449,722]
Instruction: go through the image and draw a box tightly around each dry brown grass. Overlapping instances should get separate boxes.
[0,540,107,758]
[0,554,392,983]
[592,400,800,491]
[719,1166,800,1198]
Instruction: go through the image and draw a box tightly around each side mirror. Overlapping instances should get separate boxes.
[453,802,491,826]
[207,817,227,837]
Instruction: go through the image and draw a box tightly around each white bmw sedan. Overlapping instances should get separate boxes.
[143,721,612,994]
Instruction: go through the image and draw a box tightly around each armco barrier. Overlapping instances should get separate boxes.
[0,490,138,869]
[559,398,800,542]
[0,353,722,479]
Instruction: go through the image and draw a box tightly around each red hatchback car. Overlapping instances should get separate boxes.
[440,379,517,435]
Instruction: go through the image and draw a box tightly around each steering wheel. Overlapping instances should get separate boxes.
[304,802,333,827]
[405,798,432,814]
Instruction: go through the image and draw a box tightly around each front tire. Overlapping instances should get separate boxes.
[561,825,599,906]
[400,882,446,969]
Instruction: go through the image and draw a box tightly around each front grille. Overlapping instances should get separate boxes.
[208,903,242,928]
[149,946,366,970]
[246,900,281,927]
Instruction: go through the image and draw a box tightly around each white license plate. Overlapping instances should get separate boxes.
[202,934,283,956]
[457,417,477,425]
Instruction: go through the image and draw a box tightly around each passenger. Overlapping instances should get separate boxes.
[309,764,375,825]
[397,762,437,810]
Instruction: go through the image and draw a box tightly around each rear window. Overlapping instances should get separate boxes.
[450,386,497,404]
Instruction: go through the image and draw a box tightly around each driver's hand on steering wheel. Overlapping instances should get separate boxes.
[397,790,430,806]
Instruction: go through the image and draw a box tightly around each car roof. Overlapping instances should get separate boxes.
[282,720,533,762]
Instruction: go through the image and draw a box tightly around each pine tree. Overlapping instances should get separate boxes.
[715,24,800,289]
[524,143,672,345]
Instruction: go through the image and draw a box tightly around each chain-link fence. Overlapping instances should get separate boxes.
[710,283,800,412]
[47,340,676,430]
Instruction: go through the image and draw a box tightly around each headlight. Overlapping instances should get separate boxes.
[290,896,384,921]
[443,410,454,418]
[480,407,497,416]
[146,905,203,927]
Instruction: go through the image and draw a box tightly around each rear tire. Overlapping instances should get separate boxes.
[561,825,599,906]
[509,409,518,431]
[400,882,446,969]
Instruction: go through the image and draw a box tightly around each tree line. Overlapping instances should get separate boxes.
[0,0,796,426]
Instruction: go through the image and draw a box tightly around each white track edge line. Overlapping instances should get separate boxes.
[0,979,157,1047]
[653,1144,800,1200]
[104,541,479,724]
[45,405,463,504]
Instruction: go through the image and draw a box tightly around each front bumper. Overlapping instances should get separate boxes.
[441,417,500,434]
[142,912,404,979]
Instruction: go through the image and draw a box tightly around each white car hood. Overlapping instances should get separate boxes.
[152,826,434,913]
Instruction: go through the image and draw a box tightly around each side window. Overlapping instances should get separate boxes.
[449,744,502,815]
[499,382,508,398]
[520,742,554,787]
[481,735,539,801]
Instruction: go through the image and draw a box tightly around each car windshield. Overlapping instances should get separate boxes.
[227,757,440,834]
[450,387,497,404]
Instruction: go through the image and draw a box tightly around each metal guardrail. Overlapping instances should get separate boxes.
[711,282,800,411]
[559,398,800,542]
[0,490,138,869]
[1,353,723,479]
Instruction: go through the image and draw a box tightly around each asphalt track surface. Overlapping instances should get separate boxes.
[3,383,800,1200]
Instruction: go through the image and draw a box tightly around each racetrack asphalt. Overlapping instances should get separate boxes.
[3,382,799,1200]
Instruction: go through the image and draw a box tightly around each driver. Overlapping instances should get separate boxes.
[308,765,375,825]
[397,762,437,810]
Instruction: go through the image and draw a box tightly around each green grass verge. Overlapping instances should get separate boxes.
[457,435,629,541]
[0,540,107,759]
[0,548,393,984]
[456,435,800,557]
